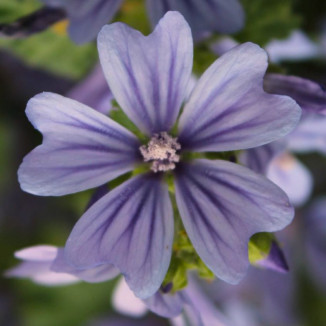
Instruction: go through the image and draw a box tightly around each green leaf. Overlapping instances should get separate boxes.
[248,232,274,264]
[109,107,147,142]
[0,29,97,79]
[235,0,302,46]
[0,0,97,79]
[0,0,41,22]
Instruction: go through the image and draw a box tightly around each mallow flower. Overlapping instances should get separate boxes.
[7,244,230,324]
[41,0,244,43]
[242,74,326,206]
[18,12,301,299]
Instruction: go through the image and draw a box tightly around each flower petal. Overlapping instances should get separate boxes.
[144,291,184,318]
[14,245,58,262]
[68,65,114,115]
[51,249,119,283]
[112,277,148,317]
[43,0,124,44]
[287,113,326,154]
[239,142,286,175]
[18,92,140,196]
[255,241,289,273]
[65,174,174,299]
[264,74,326,115]
[146,0,245,37]
[178,43,301,152]
[98,11,193,135]
[267,152,313,207]
[174,159,294,284]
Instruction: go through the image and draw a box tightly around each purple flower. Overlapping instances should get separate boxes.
[5,245,119,285]
[42,0,244,43]
[241,74,326,206]
[18,12,301,299]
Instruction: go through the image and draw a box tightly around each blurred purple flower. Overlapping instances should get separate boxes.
[242,74,326,206]
[18,12,300,299]
[41,0,244,43]
[68,64,114,115]
[7,245,230,324]
[304,197,326,291]
[5,245,119,285]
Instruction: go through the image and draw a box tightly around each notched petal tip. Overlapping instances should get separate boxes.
[174,159,294,284]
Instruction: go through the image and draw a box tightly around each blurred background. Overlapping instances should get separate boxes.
[1,0,326,325]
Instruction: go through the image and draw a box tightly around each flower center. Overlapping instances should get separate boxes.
[139,132,181,172]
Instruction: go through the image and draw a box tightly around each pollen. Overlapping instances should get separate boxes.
[140,132,181,173]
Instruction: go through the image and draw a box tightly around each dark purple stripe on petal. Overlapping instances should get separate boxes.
[18,92,140,196]
[178,43,301,152]
[174,159,294,284]
[65,174,174,299]
[98,11,193,135]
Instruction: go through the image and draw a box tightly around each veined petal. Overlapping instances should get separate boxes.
[65,174,174,299]
[18,92,140,196]
[98,11,193,135]
[264,74,326,115]
[52,249,119,283]
[146,0,244,37]
[178,43,301,152]
[174,159,294,284]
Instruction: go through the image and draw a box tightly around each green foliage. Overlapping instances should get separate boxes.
[0,31,97,79]
[0,0,97,79]
[235,0,301,46]
[115,0,150,35]
[0,0,41,22]
[12,279,117,326]
[109,107,147,142]
[248,232,274,264]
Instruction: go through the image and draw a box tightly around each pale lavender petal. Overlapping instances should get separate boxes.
[6,246,80,286]
[267,152,313,206]
[112,278,148,317]
[144,290,183,318]
[65,174,174,299]
[264,74,326,115]
[18,92,140,196]
[239,142,285,175]
[146,0,245,37]
[287,113,326,154]
[68,65,114,115]
[255,241,289,273]
[6,261,80,285]
[42,0,124,44]
[178,43,301,152]
[52,249,119,283]
[14,245,58,262]
[265,30,321,63]
[174,159,294,284]
[98,11,193,135]
[210,37,239,56]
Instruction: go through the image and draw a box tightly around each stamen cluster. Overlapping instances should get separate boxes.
[140,132,181,172]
